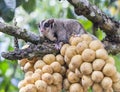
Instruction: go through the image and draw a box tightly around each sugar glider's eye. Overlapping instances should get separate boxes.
[38,25,40,28]
[44,22,50,27]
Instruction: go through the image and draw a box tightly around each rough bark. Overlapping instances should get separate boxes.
[1,43,59,60]
[0,22,44,44]
[103,41,120,55]
[67,0,120,43]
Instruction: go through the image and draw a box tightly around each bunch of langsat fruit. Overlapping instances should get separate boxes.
[18,34,120,92]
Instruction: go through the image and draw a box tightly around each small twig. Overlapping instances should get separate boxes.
[13,19,19,50]
[14,37,19,50]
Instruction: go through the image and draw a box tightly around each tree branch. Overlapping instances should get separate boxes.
[0,22,44,44]
[103,41,120,55]
[1,43,59,60]
[1,0,120,60]
[67,0,120,43]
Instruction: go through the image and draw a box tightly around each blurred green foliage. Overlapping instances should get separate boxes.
[0,0,120,92]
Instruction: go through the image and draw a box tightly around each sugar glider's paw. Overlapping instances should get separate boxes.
[55,42,64,50]
[50,37,57,42]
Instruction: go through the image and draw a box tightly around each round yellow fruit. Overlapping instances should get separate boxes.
[43,54,56,64]
[42,65,53,74]
[64,55,71,65]
[34,69,43,75]
[89,40,103,50]
[65,46,77,59]
[56,54,65,65]
[96,49,108,60]
[82,49,95,62]
[66,69,71,77]
[81,75,93,88]
[24,62,33,72]
[26,67,34,72]
[24,84,37,92]
[70,55,83,68]
[101,77,112,89]
[18,59,28,67]
[103,63,116,76]
[75,68,82,78]
[56,84,62,92]
[69,63,76,72]
[47,85,58,92]
[92,83,103,92]
[60,66,66,76]
[104,88,113,92]
[69,83,83,92]
[81,34,92,44]
[63,78,70,90]
[53,73,63,85]
[25,71,33,78]
[32,73,41,82]
[80,62,92,75]
[111,72,120,82]
[68,71,79,83]
[113,80,120,92]
[28,58,38,64]
[106,56,115,65]
[76,41,88,54]
[42,73,54,85]
[18,80,27,88]
[19,87,26,92]
[35,80,47,92]
[69,36,82,46]
[91,71,104,83]
[34,60,46,70]
[50,62,61,73]
[60,44,70,56]
[92,59,105,71]
[25,76,34,84]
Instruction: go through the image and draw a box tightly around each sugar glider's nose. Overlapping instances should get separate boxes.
[40,29,45,32]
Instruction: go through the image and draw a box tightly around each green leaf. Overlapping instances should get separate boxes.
[66,7,76,19]
[0,89,5,92]
[104,0,110,7]
[0,60,9,75]
[8,45,14,51]
[0,0,15,22]
[0,0,5,16]
[1,7,14,22]
[94,0,101,5]
[22,0,36,13]
[114,54,120,72]
[16,0,25,7]
[79,19,92,32]
[96,28,106,40]
[88,87,92,92]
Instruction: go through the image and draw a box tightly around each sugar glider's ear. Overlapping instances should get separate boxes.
[48,19,54,24]
[48,19,54,28]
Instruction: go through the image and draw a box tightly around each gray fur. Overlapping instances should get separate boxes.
[38,18,86,43]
